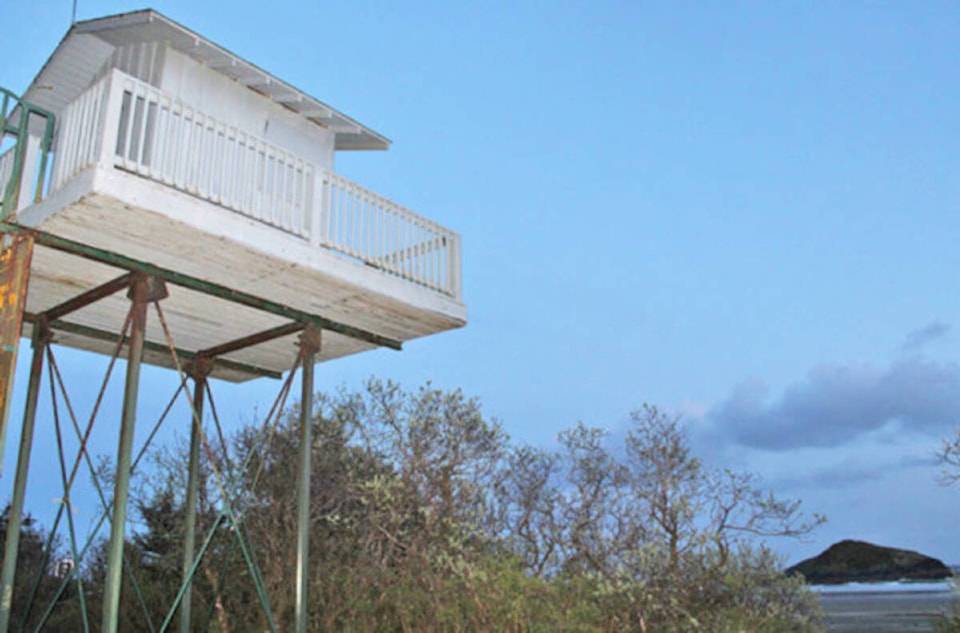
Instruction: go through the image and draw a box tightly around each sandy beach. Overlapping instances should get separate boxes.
[821,590,958,632]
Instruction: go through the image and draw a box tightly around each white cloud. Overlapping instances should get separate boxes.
[683,324,960,565]
[704,355,960,450]
[902,320,950,354]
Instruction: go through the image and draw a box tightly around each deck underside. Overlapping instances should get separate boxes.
[12,168,466,382]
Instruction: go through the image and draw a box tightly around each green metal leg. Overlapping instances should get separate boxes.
[295,328,320,633]
[0,325,47,633]
[180,361,209,633]
[0,234,35,475]
[101,276,161,633]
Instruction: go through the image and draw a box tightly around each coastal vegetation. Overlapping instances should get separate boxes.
[935,428,960,633]
[3,380,824,631]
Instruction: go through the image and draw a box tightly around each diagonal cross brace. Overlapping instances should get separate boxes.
[22,314,284,380]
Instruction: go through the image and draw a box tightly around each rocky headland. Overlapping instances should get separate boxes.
[787,539,953,585]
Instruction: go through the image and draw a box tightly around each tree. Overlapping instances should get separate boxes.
[940,429,960,486]
[499,405,825,631]
[0,505,79,630]
[101,383,825,632]
[935,429,960,633]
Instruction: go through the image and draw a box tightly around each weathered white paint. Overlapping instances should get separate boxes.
[48,69,463,300]
[21,239,380,381]
[16,137,41,211]
[324,171,461,297]
[0,147,15,201]
[50,75,110,190]
[159,47,336,171]
[17,158,465,380]
[94,40,166,87]
[22,10,390,151]
[8,8,465,380]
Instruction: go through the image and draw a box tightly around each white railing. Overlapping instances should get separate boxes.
[111,73,313,238]
[0,146,14,199]
[51,74,110,191]
[323,171,460,297]
[48,69,462,299]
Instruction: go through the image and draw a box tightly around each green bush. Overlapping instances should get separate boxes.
[20,381,825,631]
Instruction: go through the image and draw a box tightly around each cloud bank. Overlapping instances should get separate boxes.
[707,329,960,451]
[902,320,950,354]
[688,323,960,566]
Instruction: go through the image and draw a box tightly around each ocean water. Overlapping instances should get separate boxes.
[816,580,958,633]
[813,579,956,594]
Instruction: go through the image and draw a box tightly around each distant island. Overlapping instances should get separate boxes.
[787,539,954,585]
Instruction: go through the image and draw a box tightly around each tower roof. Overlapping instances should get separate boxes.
[21,8,391,151]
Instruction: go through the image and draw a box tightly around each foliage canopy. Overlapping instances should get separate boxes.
[5,380,824,632]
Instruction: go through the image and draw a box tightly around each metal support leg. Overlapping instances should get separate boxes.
[180,359,210,633]
[101,275,166,633]
[0,324,48,633]
[0,234,34,474]
[295,327,320,633]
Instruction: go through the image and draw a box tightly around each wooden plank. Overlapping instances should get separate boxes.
[12,168,465,379]
[0,221,404,351]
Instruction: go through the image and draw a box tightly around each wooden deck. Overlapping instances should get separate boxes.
[13,162,466,382]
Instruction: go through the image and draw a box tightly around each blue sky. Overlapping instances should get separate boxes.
[2,1,960,566]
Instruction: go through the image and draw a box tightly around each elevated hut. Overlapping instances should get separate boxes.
[0,10,465,632]
[3,8,465,381]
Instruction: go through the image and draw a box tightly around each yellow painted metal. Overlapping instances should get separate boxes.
[0,233,33,473]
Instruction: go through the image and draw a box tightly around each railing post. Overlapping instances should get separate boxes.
[295,327,321,633]
[0,323,49,633]
[447,233,462,300]
[98,71,123,170]
[48,102,71,193]
[101,274,167,633]
[32,107,55,205]
[311,170,330,248]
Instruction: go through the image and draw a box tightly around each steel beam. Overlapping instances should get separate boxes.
[22,314,282,380]
[295,327,320,633]
[40,273,133,321]
[0,325,48,633]
[0,233,34,474]
[180,359,211,633]
[101,276,155,633]
[0,222,402,351]
[198,321,305,358]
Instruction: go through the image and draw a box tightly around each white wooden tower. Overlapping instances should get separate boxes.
[0,9,465,632]
[8,8,465,380]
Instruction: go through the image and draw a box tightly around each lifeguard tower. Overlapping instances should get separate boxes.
[0,9,465,632]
